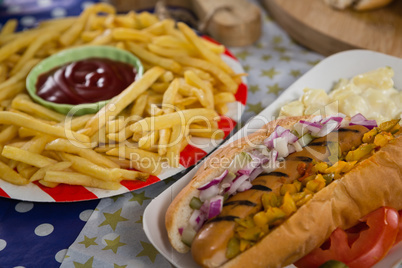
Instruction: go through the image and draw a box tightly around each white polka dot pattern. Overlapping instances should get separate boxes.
[79,209,93,222]
[15,202,34,213]
[0,239,7,251]
[34,223,54,236]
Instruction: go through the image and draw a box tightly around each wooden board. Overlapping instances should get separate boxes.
[260,0,402,57]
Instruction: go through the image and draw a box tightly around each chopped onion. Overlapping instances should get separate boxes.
[248,166,264,182]
[198,170,228,190]
[349,113,377,129]
[269,150,278,162]
[250,150,270,164]
[220,172,236,190]
[199,184,219,202]
[208,195,223,219]
[299,120,322,133]
[189,209,205,230]
[287,144,296,155]
[273,137,289,158]
[320,115,344,125]
[237,180,253,192]
[293,140,303,152]
[314,119,340,137]
[280,129,298,143]
[226,174,249,196]
[228,152,251,173]
[238,153,260,175]
[311,115,322,122]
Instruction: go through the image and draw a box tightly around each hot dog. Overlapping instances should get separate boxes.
[165,114,402,267]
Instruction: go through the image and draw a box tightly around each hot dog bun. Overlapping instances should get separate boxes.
[165,116,402,267]
[324,0,394,10]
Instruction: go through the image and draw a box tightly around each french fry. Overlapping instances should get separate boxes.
[0,19,18,35]
[0,33,37,62]
[58,152,122,181]
[106,117,125,134]
[45,138,118,168]
[30,161,72,182]
[216,103,229,115]
[62,114,93,131]
[19,166,39,179]
[175,96,198,107]
[0,59,40,91]
[43,171,120,190]
[178,22,233,74]
[112,28,153,42]
[119,169,149,181]
[88,29,113,45]
[81,30,103,42]
[38,180,59,188]
[0,111,90,143]
[174,56,238,93]
[152,35,196,54]
[84,66,164,136]
[126,42,181,73]
[130,93,148,116]
[106,146,162,175]
[0,63,8,83]
[179,83,209,109]
[214,92,236,104]
[147,43,190,58]
[162,78,180,112]
[137,12,159,28]
[11,32,58,75]
[2,145,57,168]
[151,82,170,93]
[0,81,25,102]
[138,130,159,150]
[0,160,28,185]
[166,124,185,167]
[158,128,171,156]
[0,125,18,144]
[107,125,134,142]
[11,94,65,122]
[130,108,218,132]
[59,3,115,46]
[189,124,225,139]
[159,71,174,82]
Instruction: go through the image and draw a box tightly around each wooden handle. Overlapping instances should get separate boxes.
[191,0,262,47]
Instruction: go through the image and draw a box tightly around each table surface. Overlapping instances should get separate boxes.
[0,0,325,267]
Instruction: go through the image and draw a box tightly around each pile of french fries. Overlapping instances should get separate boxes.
[0,3,242,190]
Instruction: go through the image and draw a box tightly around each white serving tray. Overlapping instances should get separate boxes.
[143,50,402,268]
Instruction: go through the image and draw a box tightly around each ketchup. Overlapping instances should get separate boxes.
[36,57,137,105]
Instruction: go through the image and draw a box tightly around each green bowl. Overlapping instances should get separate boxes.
[26,45,143,116]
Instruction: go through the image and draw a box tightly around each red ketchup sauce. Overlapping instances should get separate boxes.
[36,57,137,105]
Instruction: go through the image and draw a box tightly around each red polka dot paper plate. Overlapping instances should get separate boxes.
[0,50,248,202]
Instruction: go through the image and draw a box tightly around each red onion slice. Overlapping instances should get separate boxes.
[189,209,205,231]
[299,120,323,133]
[226,174,249,196]
[237,180,253,192]
[349,113,377,129]
[314,119,340,137]
[273,137,289,158]
[208,195,223,219]
[198,170,229,190]
[280,129,298,143]
[199,184,219,202]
